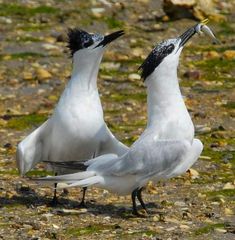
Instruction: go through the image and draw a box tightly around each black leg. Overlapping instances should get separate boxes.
[137,187,147,212]
[51,182,58,205]
[77,152,95,208]
[132,189,140,216]
[49,173,58,206]
[78,187,87,208]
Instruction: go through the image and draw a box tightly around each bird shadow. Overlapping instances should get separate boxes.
[0,186,78,208]
[0,186,161,219]
[85,201,161,219]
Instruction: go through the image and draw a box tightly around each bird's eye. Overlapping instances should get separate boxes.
[166,44,174,54]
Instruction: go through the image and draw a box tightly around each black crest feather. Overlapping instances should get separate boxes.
[139,42,175,81]
[67,28,94,56]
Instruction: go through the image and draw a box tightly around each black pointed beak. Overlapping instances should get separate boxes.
[95,30,124,48]
[178,24,199,48]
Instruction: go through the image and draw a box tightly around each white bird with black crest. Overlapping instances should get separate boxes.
[36,22,218,215]
[16,28,128,206]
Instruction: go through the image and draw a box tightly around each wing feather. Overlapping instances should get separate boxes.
[107,136,190,178]
[16,120,50,175]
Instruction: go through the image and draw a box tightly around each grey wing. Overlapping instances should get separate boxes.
[16,119,51,175]
[108,136,191,178]
[97,124,129,156]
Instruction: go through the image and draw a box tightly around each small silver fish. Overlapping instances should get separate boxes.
[196,23,220,44]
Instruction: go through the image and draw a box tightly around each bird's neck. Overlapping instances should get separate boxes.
[146,62,187,127]
[68,50,104,92]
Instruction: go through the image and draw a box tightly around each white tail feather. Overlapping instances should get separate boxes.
[57,176,102,189]
[36,171,95,183]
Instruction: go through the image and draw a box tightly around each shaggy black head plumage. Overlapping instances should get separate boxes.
[139,42,175,81]
[67,28,94,56]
